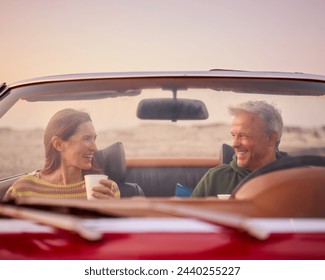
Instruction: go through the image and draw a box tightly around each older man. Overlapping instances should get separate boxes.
[191,100,284,197]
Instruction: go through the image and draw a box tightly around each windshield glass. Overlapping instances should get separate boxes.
[0,87,324,178]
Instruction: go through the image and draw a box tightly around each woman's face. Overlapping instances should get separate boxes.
[59,121,98,171]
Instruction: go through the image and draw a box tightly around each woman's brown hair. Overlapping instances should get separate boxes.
[42,108,101,175]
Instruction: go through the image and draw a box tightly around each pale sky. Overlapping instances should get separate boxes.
[1,0,325,130]
[1,0,325,84]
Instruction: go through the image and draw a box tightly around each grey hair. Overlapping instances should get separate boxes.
[228,100,283,148]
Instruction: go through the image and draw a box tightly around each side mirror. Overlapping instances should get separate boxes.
[137,98,209,121]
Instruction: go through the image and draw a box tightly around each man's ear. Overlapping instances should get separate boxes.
[269,132,280,147]
[52,136,64,152]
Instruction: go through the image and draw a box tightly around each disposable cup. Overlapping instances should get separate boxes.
[217,194,231,200]
[84,174,108,200]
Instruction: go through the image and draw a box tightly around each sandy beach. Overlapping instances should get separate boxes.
[1,123,324,178]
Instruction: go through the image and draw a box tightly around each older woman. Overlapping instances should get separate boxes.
[4,108,120,200]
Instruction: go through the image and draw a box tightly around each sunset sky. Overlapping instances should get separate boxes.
[1,0,325,84]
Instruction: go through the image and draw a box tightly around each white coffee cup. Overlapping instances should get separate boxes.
[218,194,231,200]
[84,174,108,200]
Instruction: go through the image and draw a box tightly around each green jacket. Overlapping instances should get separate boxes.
[191,157,250,197]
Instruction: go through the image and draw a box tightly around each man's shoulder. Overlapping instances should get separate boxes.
[191,163,241,197]
[206,164,235,175]
[203,161,250,182]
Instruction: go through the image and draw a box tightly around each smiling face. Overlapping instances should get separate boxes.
[55,121,98,171]
[231,112,277,171]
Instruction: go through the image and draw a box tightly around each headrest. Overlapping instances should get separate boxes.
[219,143,235,164]
[94,142,126,183]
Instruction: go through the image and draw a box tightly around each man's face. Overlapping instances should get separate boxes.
[231,112,275,171]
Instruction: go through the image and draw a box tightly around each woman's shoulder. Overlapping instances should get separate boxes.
[28,170,41,177]
[13,170,40,184]
[3,171,40,201]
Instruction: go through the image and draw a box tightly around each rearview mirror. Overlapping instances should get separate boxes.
[137,98,209,121]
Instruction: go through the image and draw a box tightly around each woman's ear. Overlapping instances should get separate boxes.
[52,136,64,152]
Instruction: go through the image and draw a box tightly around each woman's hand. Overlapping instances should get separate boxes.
[91,179,121,199]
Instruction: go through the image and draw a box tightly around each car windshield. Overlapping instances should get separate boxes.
[0,75,324,179]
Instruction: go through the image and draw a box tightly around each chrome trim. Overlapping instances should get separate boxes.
[7,70,325,89]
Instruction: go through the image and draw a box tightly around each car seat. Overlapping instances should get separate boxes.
[220,143,235,164]
[94,142,144,197]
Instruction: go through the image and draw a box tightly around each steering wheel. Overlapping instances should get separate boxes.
[230,155,325,198]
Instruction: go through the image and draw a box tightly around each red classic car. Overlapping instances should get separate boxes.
[0,70,324,263]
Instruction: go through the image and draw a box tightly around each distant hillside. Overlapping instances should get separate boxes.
[0,124,324,178]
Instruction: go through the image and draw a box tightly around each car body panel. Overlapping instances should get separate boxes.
[1,221,325,260]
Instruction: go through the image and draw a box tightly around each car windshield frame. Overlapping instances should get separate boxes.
[1,70,325,119]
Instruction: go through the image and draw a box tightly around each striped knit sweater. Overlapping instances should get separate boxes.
[3,171,120,201]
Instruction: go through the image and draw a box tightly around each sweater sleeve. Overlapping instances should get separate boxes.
[191,168,218,197]
[191,164,245,197]
[2,176,32,201]
[2,186,15,201]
